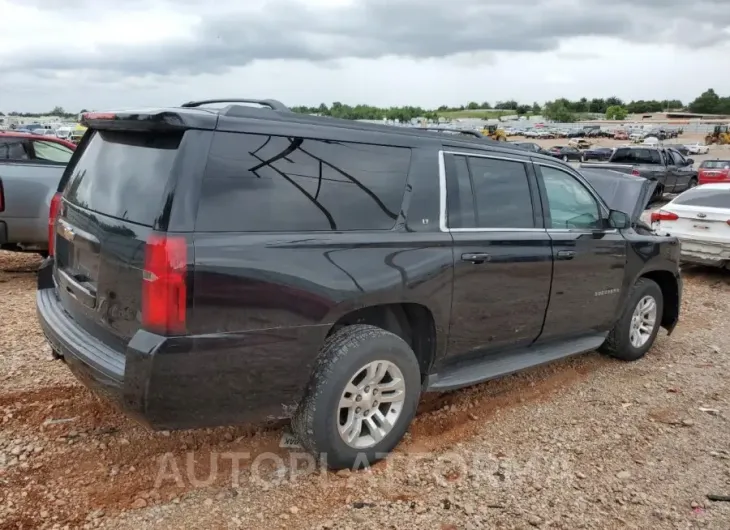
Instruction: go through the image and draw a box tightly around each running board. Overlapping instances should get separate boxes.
[426,334,607,392]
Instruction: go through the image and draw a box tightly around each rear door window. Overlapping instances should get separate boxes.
[31,140,73,164]
[63,130,181,226]
[196,132,411,232]
[444,154,535,229]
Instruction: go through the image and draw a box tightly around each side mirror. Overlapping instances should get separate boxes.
[608,210,631,229]
[685,158,694,166]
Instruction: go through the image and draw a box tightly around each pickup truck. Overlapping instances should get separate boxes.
[0,132,75,254]
[580,145,698,200]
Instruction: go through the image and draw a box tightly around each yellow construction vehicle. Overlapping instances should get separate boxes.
[481,124,507,141]
[69,124,87,144]
[704,125,730,145]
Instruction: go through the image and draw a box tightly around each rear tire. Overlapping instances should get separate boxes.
[599,278,663,361]
[562,155,569,162]
[292,325,421,470]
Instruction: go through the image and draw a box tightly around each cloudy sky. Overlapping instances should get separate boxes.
[1,0,729,113]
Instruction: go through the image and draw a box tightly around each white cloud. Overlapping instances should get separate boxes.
[1,0,729,112]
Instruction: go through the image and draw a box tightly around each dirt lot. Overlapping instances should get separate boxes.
[2,149,730,529]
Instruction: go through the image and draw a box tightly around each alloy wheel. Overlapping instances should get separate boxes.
[629,295,657,348]
[337,360,406,449]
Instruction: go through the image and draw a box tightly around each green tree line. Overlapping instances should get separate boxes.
[3,89,729,122]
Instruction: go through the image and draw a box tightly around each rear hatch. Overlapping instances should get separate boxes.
[53,125,187,350]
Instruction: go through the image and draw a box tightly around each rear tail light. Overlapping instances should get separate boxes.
[631,169,640,177]
[48,192,62,256]
[650,210,679,223]
[142,234,187,335]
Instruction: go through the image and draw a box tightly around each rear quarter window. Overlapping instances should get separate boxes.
[63,130,181,226]
[196,132,411,232]
[0,138,29,160]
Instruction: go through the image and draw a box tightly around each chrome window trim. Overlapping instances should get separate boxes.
[438,150,620,234]
[438,149,545,233]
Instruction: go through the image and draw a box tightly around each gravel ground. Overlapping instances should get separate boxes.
[2,197,730,529]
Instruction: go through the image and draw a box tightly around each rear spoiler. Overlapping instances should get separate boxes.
[80,110,218,132]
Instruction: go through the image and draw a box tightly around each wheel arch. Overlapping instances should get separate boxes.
[326,303,438,379]
[638,269,680,334]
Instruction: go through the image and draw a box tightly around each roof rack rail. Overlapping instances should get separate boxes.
[419,127,484,138]
[180,98,290,111]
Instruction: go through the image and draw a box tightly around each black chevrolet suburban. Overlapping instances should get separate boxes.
[37,99,682,469]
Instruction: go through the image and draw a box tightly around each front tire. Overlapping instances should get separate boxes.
[599,278,663,361]
[292,325,421,470]
[687,177,698,190]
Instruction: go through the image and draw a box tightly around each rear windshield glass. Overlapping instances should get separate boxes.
[63,130,181,226]
[611,148,662,165]
[700,160,730,169]
[673,188,730,208]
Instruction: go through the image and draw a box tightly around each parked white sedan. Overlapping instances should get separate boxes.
[651,184,730,267]
[685,142,710,155]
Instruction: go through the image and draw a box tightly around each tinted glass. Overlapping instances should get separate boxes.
[463,156,534,229]
[700,160,730,169]
[612,148,661,165]
[32,140,73,163]
[541,166,601,229]
[446,155,475,229]
[197,133,411,232]
[668,150,684,165]
[63,130,181,226]
[0,138,29,160]
[673,188,730,208]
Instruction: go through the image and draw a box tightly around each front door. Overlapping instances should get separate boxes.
[441,150,552,357]
[533,162,627,341]
[668,149,694,192]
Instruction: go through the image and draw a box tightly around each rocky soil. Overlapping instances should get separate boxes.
[1,250,729,530]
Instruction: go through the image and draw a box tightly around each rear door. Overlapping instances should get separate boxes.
[442,149,552,357]
[53,129,185,348]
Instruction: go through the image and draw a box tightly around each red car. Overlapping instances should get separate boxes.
[698,159,730,185]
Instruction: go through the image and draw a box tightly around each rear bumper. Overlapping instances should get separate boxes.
[679,238,730,265]
[36,259,328,430]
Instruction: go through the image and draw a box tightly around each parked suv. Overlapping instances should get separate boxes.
[37,99,682,469]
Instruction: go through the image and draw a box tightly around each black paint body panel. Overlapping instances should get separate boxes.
[36,107,683,429]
